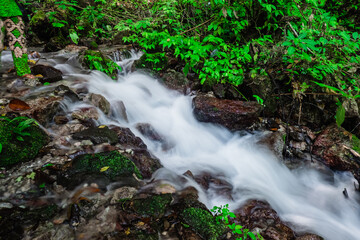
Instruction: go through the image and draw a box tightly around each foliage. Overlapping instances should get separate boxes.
[0,116,48,167]
[83,50,121,79]
[212,204,263,240]
[0,116,38,143]
[22,0,360,126]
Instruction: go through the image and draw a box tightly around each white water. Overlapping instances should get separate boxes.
[18,51,360,239]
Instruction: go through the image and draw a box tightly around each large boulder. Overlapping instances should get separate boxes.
[193,95,262,131]
[312,124,360,183]
[0,117,49,167]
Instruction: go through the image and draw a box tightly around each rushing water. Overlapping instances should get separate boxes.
[3,50,360,239]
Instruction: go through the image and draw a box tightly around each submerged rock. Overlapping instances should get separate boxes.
[72,126,118,145]
[193,95,262,131]
[0,117,49,167]
[89,93,111,115]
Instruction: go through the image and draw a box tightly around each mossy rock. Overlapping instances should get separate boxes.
[180,207,225,240]
[82,50,120,79]
[30,10,46,26]
[71,151,143,180]
[135,53,168,71]
[132,194,172,218]
[0,118,48,167]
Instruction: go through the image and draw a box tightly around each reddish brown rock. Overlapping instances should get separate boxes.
[312,124,360,183]
[234,200,322,240]
[193,95,262,131]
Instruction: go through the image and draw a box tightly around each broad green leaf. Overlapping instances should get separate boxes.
[282,41,293,47]
[335,104,345,127]
[248,232,256,240]
[353,32,359,40]
[287,47,296,55]
[69,30,79,45]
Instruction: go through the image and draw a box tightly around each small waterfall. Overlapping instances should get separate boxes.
[59,51,360,240]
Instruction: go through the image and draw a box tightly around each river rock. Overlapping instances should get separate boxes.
[31,64,63,83]
[110,126,147,149]
[312,124,360,182]
[161,69,189,93]
[122,149,162,179]
[109,100,128,122]
[89,93,110,115]
[193,95,262,131]
[72,126,118,145]
[71,107,99,121]
[57,151,142,190]
[235,200,295,239]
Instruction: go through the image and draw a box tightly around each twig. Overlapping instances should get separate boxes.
[180,17,215,35]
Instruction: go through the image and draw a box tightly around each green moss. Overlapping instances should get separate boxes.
[132,194,172,218]
[0,118,48,167]
[30,10,46,26]
[181,207,225,240]
[72,151,143,180]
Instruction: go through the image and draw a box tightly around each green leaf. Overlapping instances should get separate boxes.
[248,232,256,240]
[69,30,79,45]
[353,32,359,40]
[52,22,65,28]
[183,63,190,76]
[335,103,345,127]
[282,41,293,47]
[17,136,24,141]
[16,176,23,182]
[0,143,2,153]
[287,47,296,55]
[26,172,36,180]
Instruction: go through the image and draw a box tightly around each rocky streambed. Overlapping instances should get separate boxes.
[0,47,359,240]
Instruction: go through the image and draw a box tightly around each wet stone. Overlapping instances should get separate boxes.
[72,126,118,145]
[89,93,110,115]
[57,151,142,190]
[193,95,262,131]
[31,64,63,83]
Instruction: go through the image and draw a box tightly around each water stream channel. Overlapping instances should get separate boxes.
[2,50,360,239]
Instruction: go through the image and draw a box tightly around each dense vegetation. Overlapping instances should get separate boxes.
[19,0,360,128]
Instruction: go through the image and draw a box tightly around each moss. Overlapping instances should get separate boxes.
[30,10,46,26]
[181,207,225,240]
[72,151,143,180]
[132,194,172,218]
[89,41,99,50]
[0,118,48,167]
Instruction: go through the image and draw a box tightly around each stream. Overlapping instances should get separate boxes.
[2,50,360,239]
